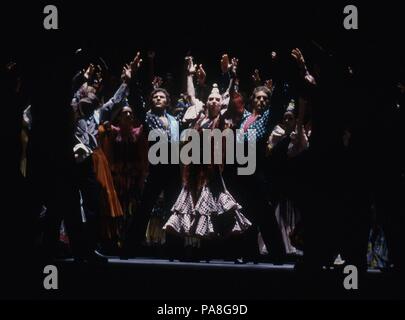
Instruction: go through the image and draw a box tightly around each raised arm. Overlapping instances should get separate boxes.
[218,54,239,109]
[287,97,310,158]
[72,70,86,94]
[99,82,129,122]
[195,64,207,101]
[125,52,146,122]
[185,56,198,103]
[186,56,196,99]
[228,56,238,93]
[180,57,204,125]
[71,63,104,105]
[147,50,156,87]
[219,54,236,93]
[289,48,315,135]
[71,64,95,99]
[251,69,262,88]
[22,105,32,130]
[291,48,316,86]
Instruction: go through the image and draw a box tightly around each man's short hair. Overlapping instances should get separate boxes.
[150,88,171,107]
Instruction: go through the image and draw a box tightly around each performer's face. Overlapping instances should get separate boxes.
[118,106,134,125]
[252,90,269,113]
[282,111,296,133]
[152,91,168,109]
[207,93,222,118]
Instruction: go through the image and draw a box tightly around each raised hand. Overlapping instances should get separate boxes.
[185,57,198,100]
[221,54,232,74]
[84,64,96,80]
[292,48,316,86]
[251,69,261,87]
[196,64,206,85]
[152,76,163,89]
[121,64,132,83]
[221,54,239,77]
[304,73,316,86]
[264,79,273,91]
[129,52,143,74]
[230,57,238,78]
[121,52,143,83]
[185,56,197,75]
[291,48,306,70]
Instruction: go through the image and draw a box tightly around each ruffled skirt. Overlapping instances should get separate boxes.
[163,186,251,238]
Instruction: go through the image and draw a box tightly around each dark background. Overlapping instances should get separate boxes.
[2,1,405,83]
[2,1,404,299]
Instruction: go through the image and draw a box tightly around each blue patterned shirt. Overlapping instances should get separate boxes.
[239,108,271,142]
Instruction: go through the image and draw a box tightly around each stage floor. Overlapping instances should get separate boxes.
[31,257,401,300]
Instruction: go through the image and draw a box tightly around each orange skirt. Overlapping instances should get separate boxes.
[92,148,124,218]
